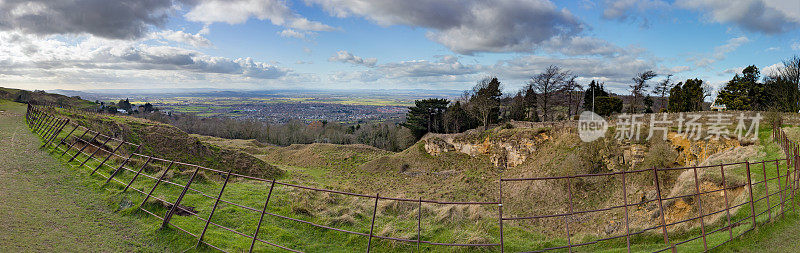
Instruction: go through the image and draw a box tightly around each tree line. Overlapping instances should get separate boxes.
[404,55,800,138]
[715,56,800,112]
[139,112,416,152]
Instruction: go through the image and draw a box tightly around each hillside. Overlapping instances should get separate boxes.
[51,107,283,179]
[0,87,97,110]
[12,98,800,252]
[199,116,766,239]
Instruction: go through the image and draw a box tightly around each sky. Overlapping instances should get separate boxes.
[1,0,799,95]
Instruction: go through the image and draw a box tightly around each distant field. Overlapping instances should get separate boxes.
[134,96,410,124]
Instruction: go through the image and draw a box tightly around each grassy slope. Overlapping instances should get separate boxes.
[0,100,180,252]
[10,97,800,252]
[710,126,800,253]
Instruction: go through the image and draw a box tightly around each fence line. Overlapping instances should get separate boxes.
[25,104,800,252]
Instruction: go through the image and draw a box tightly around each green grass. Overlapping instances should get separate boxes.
[0,100,181,252]
[12,98,800,252]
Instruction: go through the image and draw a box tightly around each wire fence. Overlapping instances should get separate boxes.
[25,104,800,252]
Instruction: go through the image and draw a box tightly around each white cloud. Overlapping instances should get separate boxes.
[185,0,334,32]
[279,29,308,39]
[0,32,290,84]
[676,0,800,34]
[691,36,750,67]
[762,62,784,77]
[669,66,692,73]
[541,36,628,56]
[308,0,583,54]
[153,29,212,48]
[793,41,800,51]
[328,50,377,67]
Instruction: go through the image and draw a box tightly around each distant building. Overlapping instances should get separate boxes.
[117,109,127,114]
[710,101,726,111]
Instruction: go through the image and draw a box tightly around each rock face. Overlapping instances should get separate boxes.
[423,137,455,156]
[423,128,551,168]
[668,133,740,166]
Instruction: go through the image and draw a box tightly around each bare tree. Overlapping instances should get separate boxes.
[529,65,570,121]
[466,77,503,130]
[630,70,657,113]
[652,74,673,112]
[562,75,583,118]
[702,82,715,109]
[779,55,800,88]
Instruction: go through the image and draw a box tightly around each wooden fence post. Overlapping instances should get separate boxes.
[162,166,200,228]
[60,128,90,157]
[32,112,48,133]
[621,170,631,253]
[249,178,276,253]
[720,164,733,240]
[42,119,69,148]
[367,193,379,253]
[564,177,575,253]
[140,161,174,208]
[794,147,799,207]
[198,169,233,248]
[39,118,60,142]
[776,160,785,218]
[764,162,772,221]
[44,118,65,142]
[692,167,708,250]
[653,166,670,247]
[745,162,756,230]
[43,118,65,143]
[106,144,142,184]
[39,114,56,135]
[417,197,422,252]
[92,141,125,175]
[123,156,152,193]
[50,123,78,154]
[499,180,505,253]
[68,132,100,163]
[79,136,112,168]
[36,114,53,135]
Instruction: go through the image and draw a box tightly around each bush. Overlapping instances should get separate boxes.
[594,96,623,116]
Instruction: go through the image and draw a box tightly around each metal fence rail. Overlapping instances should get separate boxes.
[25,104,800,252]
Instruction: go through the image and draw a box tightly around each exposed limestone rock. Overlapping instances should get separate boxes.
[423,137,455,156]
[423,128,551,168]
[668,133,740,166]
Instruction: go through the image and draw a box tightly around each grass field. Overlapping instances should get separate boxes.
[7,98,800,252]
[0,100,182,252]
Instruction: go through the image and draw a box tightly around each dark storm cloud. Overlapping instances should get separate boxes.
[0,0,176,39]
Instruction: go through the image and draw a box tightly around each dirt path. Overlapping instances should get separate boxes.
[0,101,173,252]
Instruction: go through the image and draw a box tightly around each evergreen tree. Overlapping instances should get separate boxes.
[403,98,449,138]
[117,98,132,111]
[522,84,538,121]
[667,79,705,112]
[716,65,762,110]
[668,83,683,112]
[594,96,623,116]
[466,77,503,129]
[583,80,609,111]
[443,101,477,133]
[508,92,527,121]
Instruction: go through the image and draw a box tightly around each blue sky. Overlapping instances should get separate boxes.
[1,0,799,95]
